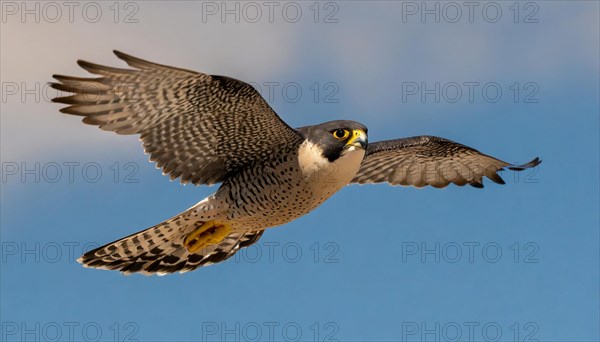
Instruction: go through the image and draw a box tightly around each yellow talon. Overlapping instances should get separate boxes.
[183,220,232,253]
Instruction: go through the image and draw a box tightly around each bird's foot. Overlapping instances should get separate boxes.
[183,220,232,253]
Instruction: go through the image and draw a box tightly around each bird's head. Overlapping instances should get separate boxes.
[297,120,368,162]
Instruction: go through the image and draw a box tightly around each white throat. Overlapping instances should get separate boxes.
[297,140,365,191]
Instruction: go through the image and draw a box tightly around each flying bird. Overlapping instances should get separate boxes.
[50,51,541,275]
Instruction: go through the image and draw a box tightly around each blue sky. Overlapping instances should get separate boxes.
[1,1,598,341]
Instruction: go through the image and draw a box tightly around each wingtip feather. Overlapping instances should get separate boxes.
[113,50,129,61]
[508,157,541,171]
[469,180,484,188]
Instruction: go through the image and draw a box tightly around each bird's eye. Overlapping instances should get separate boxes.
[332,129,349,140]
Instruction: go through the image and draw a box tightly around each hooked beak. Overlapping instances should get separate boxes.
[346,129,367,149]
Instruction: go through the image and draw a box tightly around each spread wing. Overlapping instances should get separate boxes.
[351,136,541,188]
[50,50,303,185]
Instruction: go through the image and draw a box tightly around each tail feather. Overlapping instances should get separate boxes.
[78,211,264,275]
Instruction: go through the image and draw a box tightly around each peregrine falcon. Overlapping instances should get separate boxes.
[50,51,541,275]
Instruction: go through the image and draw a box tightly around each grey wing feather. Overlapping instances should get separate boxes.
[352,136,541,188]
[50,50,303,185]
